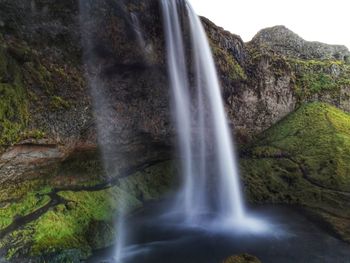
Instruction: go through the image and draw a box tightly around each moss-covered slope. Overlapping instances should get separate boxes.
[241,102,350,242]
[0,158,175,262]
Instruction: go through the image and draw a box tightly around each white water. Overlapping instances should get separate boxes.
[79,0,266,260]
[161,0,246,225]
[78,2,128,262]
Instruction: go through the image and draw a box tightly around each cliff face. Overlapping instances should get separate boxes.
[0,0,350,261]
[1,0,350,184]
[203,21,350,141]
[0,0,172,186]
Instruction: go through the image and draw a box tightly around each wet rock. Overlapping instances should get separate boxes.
[223,253,261,263]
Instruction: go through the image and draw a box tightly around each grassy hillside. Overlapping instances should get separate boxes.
[241,102,350,241]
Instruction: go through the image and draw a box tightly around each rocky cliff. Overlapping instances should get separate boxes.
[203,20,350,141]
[0,0,350,261]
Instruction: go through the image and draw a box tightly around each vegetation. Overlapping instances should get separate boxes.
[249,102,350,190]
[0,39,29,146]
[30,188,127,256]
[0,33,86,150]
[0,161,175,260]
[0,191,51,230]
[241,102,350,241]
[210,41,247,81]
[287,58,350,101]
[246,44,292,78]
[50,96,71,110]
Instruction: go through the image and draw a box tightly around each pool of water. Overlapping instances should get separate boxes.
[88,203,350,263]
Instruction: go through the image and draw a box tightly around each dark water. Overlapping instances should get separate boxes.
[88,203,350,263]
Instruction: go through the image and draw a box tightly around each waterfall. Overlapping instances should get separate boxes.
[78,2,128,262]
[78,0,265,260]
[161,0,246,225]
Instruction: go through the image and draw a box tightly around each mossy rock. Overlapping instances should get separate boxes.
[210,40,247,82]
[0,39,29,146]
[287,58,350,102]
[223,253,261,263]
[0,161,176,261]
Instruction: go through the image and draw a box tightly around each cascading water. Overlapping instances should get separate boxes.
[161,0,246,225]
[79,0,266,260]
[78,2,131,262]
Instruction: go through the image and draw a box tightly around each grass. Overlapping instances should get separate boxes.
[240,103,350,247]
[241,102,350,212]
[0,192,51,230]
[254,102,350,190]
[0,182,52,230]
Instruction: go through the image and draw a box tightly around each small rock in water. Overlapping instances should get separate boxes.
[223,253,261,263]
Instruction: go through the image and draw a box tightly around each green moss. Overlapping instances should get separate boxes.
[21,129,46,140]
[0,192,51,230]
[118,161,175,201]
[0,40,7,81]
[241,158,305,204]
[23,62,54,94]
[250,103,350,190]
[246,44,294,81]
[8,161,176,258]
[50,96,71,110]
[210,41,247,81]
[241,102,350,217]
[0,35,85,147]
[0,181,52,231]
[0,180,51,202]
[287,58,350,101]
[0,37,58,146]
[0,46,29,145]
[30,187,127,256]
[1,228,34,260]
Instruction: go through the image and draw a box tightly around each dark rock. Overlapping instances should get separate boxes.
[223,253,261,263]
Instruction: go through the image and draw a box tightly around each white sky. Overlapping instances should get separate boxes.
[188,0,350,49]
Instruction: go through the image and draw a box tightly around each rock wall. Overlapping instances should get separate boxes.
[1,0,349,184]
[0,0,350,261]
[203,21,350,141]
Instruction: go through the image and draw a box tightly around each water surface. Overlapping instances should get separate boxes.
[89,204,350,263]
